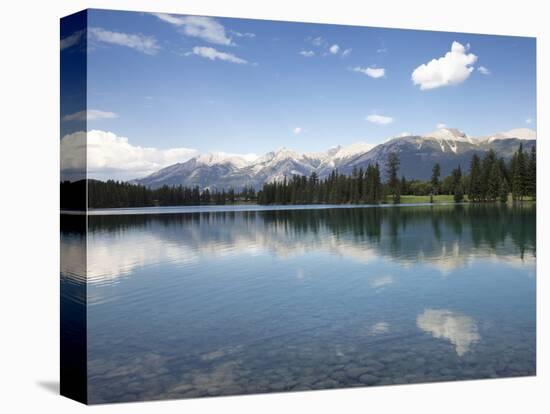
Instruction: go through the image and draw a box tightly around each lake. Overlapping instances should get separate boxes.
[61,203,536,403]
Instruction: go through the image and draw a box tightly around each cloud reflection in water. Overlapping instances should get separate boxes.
[417,309,480,356]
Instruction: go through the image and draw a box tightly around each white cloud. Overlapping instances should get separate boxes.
[436,123,447,129]
[377,47,388,54]
[411,41,478,90]
[477,65,491,75]
[186,46,248,64]
[60,29,84,51]
[60,130,198,181]
[293,127,303,134]
[353,66,386,78]
[89,27,160,55]
[63,109,118,122]
[153,13,233,46]
[307,37,349,56]
[231,30,255,38]
[299,50,315,57]
[367,114,394,125]
[525,118,533,124]
[59,131,86,178]
[399,131,412,137]
[309,36,324,46]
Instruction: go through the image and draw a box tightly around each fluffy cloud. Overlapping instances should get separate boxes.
[341,48,352,57]
[60,130,198,181]
[60,29,84,51]
[293,127,303,134]
[63,109,118,122]
[329,44,340,54]
[60,131,87,180]
[186,46,248,64]
[411,41,478,90]
[353,66,386,78]
[367,114,394,125]
[153,13,233,46]
[89,27,160,55]
[436,123,447,129]
[299,50,315,57]
[477,65,491,75]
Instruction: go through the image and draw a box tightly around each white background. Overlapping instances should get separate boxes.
[0,0,547,412]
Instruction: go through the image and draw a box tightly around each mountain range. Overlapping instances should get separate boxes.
[133,128,536,190]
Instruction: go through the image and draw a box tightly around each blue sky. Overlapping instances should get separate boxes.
[61,9,536,179]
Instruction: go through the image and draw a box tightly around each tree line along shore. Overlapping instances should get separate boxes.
[62,144,535,209]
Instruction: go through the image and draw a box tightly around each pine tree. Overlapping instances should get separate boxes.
[431,163,441,195]
[351,166,360,203]
[526,146,536,199]
[512,143,527,201]
[309,171,319,203]
[451,165,462,195]
[357,167,364,202]
[481,149,497,201]
[488,161,502,201]
[469,154,482,202]
[374,163,382,203]
[386,152,400,204]
[454,183,464,203]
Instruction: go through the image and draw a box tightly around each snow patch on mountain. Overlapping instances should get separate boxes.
[196,152,257,168]
[332,142,376,160]
[424,128,476,153]
[426,128,470,141]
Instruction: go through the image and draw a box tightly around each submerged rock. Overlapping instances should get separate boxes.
[359,373,379,386]
[345,366,369,379]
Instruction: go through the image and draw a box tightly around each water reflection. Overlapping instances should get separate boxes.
[369,322,390,336]
[417,309,480,356]
[84,204,535,285]
[369,275,394,288]
[60,215,87,401]
[71,204,536,403]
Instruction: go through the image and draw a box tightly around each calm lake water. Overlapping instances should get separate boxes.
[61,204,536,403]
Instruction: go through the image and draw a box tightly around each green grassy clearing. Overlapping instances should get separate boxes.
[385,194,456,204]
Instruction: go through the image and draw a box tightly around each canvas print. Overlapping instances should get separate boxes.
[60,9,536,405]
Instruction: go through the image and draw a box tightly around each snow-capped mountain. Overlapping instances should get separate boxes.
[335,127,536,180]
[478,128,537,143]
[247,147,316,184]
[132,128,536,189]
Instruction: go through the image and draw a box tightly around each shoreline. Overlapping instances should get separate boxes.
[58,201,535,216]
